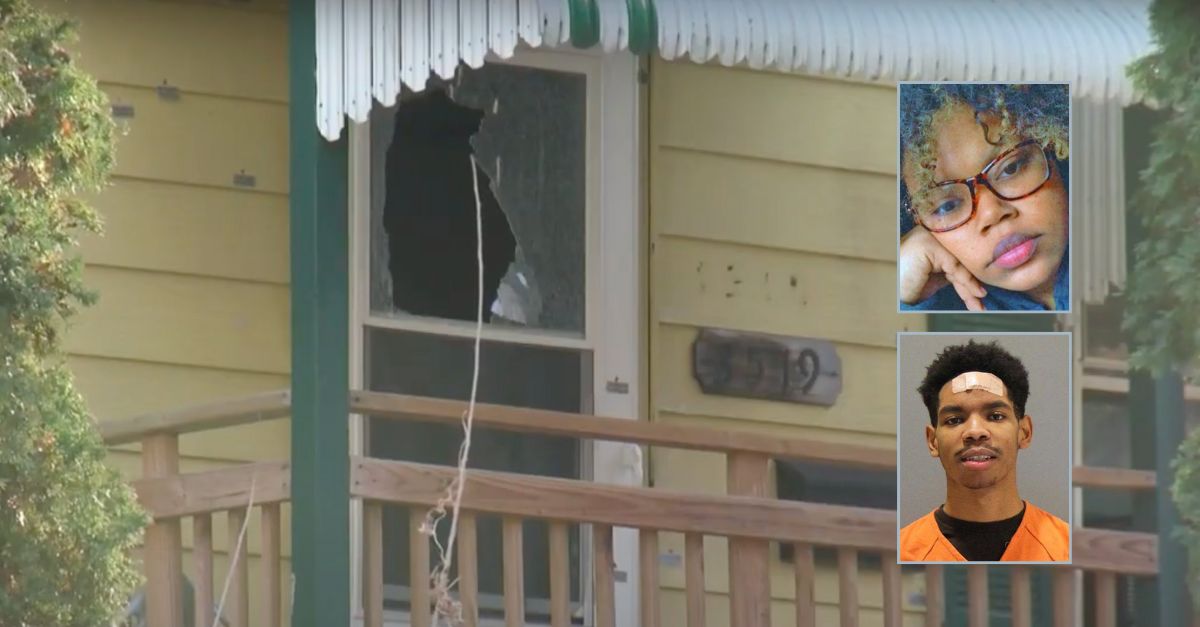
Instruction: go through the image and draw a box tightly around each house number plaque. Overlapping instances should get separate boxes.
[692,328,841,406]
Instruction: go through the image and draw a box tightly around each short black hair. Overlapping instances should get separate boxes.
[917,341,1030,427]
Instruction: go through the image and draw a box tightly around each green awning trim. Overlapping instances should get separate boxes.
[570,0,656,54]
[626,0,657,55]
[569,0,599,48]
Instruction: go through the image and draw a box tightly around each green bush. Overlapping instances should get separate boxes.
[1124,0,1200,374]
[1173,430,1200,605]
[0,1,148,624]
[1126,0,1200,612]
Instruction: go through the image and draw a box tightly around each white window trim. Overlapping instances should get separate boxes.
[347,47,643,627]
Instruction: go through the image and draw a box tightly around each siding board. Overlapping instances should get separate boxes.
[103,84,288,193]
[68,266,290,374]
[79,178,288,284]
[71,355,290,461]
[38,0,287,102]
[71,355,286,420]
[653,236,918,349]
[653,148,896,262]
[651,63,897,175]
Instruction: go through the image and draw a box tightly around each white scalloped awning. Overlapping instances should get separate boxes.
[1075,98,1128,305]
[320,0,1147,301]
[315,0,1153,140]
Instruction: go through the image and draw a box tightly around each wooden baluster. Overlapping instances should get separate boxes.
[143,433,183,627]
[924,565,943,627]
[882,553,902,627]
[409,509,431,627]
[727,452,771,627]
[1053,568,1076,626]
[226,507,250,627]
[966,565,987,627]
[838,548,859,627]
[640,529,660,627]
[261,503,282,627]
[1011,566,1031,627]
[1094,571,1117,627]
[502,517,525,627]
[458,514,479,627]
[193,514,215,627]
[549,521,570,627]
[793,543,815,627]
[685,533,706,627]
[593,524,616,627]
[363,503,383,627]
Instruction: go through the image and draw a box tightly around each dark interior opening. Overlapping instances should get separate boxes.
[383,88,516,323]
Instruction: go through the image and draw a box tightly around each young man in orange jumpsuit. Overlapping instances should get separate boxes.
[900,341,1070,562]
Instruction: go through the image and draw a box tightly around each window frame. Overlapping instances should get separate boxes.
[346,46,644,627]
[358,48,602,350]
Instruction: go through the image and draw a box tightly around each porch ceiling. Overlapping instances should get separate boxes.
[314,0,1153,140]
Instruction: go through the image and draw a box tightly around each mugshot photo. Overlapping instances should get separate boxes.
[898,83,1071,312]
[897,333,1072,563]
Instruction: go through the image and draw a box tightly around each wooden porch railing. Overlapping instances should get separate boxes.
[102,391,292,627]
[102,389,1165,627]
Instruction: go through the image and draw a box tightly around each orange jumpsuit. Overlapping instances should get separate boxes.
[900,501,1070,562]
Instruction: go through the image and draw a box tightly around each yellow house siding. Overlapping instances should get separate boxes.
[649,60,925,626]
[79,179,289,284]
[69,356,289,461]
[103,84,288,193]
[651,62,896,174]
[654,240,905,349]
[654,149,896,262]
[38,0,292,445]
[38,0,293,620]
[68,266,289,373]
[63,0,288,103]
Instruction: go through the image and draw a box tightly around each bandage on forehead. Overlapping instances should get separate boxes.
[950,371,1006,397]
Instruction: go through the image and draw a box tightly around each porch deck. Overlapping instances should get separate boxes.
[103,390,1161,627]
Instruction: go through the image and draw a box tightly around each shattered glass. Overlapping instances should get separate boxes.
[370,63,587,335]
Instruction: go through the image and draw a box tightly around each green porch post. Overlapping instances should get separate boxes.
[1130,373,1160,624]
[1154,374,1188,625]
[289,1,351,626]
[1127,370,1188,626]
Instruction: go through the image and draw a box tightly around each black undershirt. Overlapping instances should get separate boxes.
[935,503,1026,561]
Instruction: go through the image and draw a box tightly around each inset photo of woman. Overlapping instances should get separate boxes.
[898,83,1070,312]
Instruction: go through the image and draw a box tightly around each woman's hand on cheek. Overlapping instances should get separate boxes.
[899,225,988,311]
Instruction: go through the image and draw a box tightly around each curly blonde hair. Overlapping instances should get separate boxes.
[899,83,1070,231]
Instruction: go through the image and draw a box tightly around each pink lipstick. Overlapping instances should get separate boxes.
[992,234,1039,270]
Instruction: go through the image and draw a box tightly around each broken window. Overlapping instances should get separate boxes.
[370,63,587,334]
[364,59,592,621]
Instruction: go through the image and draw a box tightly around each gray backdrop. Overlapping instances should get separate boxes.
[897,333,1071,528]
